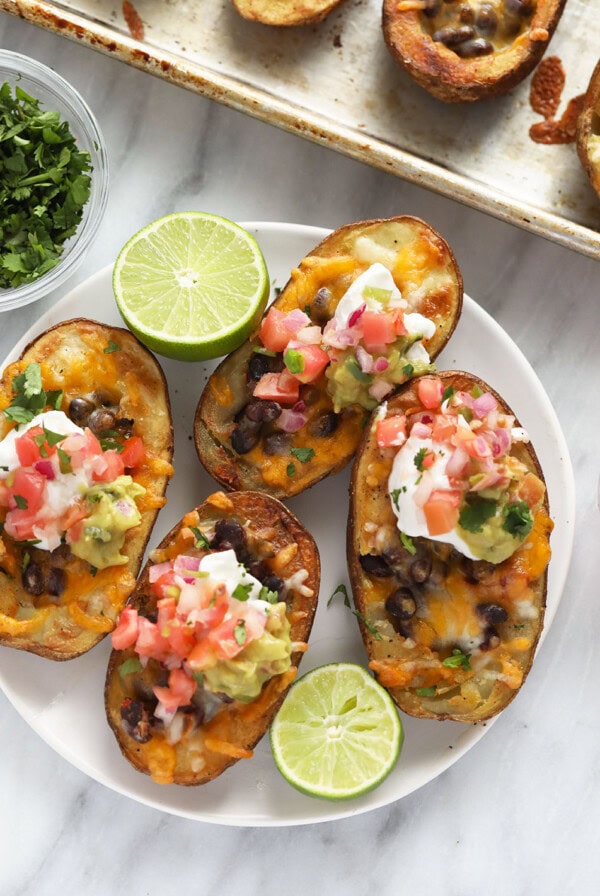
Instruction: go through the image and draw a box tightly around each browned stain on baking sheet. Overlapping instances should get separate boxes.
[122,1,144,41]
[529,56,584,145]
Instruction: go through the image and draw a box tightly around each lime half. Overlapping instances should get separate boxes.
[270,663,403,801]
[112,212,269,361]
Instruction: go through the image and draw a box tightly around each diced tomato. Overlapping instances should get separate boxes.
[393,309,408,336]
[9,467,45,513]
[153,668,197,712]
[61,429,103,472]
[423,490,461,536]
[120,436,145,470]
[59,500,89,534]
[463,436,492,459]
[4,508,39,541]
[186,637,218,672]
[15,426,45,467]
[515,472,545,509]
[432,414,457,443]
[290,344,330,384]
[417,376,443,410]
[258,307,291,353]
[376,414,407,448]
[156,596,177,632]
[135,616,170,659]
[91,450,125,483]
[253,371,299,405]
[166,620,197,659]
[111,607,140,650]
[361,310,397,350]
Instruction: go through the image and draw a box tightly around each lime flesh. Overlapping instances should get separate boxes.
[270,663,403,800]
[112,212,269,361]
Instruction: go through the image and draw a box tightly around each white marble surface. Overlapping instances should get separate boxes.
[0,12,599,895]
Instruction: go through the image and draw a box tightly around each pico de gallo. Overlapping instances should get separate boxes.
[112,547,293,736]
[377,375,547,564]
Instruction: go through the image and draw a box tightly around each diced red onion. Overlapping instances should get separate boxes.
[411,421,432,439]
[278,409,308,432]
[446,446,469,478]
[356,345,374,373]
[295,326,323,345]
[149,560,174,583]
[413,472,434,508]
[348,303,366,328]
[374,357,389,373]
[472,392,497,419]
[283,309,311,333]
[369,379,393,401]
[292,400,306,413]
[33,460,55,480]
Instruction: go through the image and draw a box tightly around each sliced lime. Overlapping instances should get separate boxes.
[112,212,269,361]
[270,663,403,800]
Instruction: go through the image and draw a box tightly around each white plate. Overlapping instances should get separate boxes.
[0,222,575,827]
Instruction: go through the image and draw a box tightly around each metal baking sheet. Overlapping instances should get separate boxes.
[3,0,600,257]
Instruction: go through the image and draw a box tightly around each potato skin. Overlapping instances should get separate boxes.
[347,371,552,722]
[231,0,346,26]
[0,319,173,660]
[577,58,600,200]
[105,490,320,786]
[382,0,567,103]
[194,216,462,500]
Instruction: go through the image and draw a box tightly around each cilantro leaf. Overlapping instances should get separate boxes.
[502,501,533,539]
[416,686,437,697]
[232,583,253,602]
[103,340,121,354]
[189,526,211,550]
[327,583,351,608]
[234,620,247,646]
[290,447,315,464]
[414,447,429,472]
[119,657,142,678]
[400,532,416,555]
[442,648,471,670]
[458,495,498,533]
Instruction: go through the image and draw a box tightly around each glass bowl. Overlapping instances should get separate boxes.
[0,50,109,312]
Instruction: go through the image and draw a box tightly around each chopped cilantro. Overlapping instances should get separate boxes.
[252,345,277,357]
[303,304,312,317]
[192,671,204,687]
[259,585,279,604]
[103,340,120,354]
[119,657,142,678]
[402,363,414,378]
[3,362,63,424]
[470,384,483,398]
[502,501,533,539]
[0,82,92,288]
[232,583,253,602]
[346,357,372,384]
[189,526,210,550]
[442,648,471,670]
[441,385,455,404]
[327,582,351,608]
[22,551,30,571]
[89,565,98,577]
[234,619,247,646]
[400,532,416,555]
[413,447,429,472]
[352,608,383,641]
[391,488,402,510]
[286,462,296,477]
[13,494,28,510]
[458,495,497,533]
[416,686,437,697]
[290,447,315,464]
[57,447,72,474]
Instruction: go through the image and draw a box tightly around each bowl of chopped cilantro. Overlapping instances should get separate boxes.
[0,50,109,311]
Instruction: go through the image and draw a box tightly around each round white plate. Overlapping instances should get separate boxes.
[0,222,575,826]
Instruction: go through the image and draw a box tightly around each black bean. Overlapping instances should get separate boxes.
[248,352,273,382]
[213,519,246,551]
[248,559,267,580]
[88,407,117,435]
[263,432,291,455]
[504,0,534,14]
[120,700,151,743]
[301,386,320,406]
[476,603,509,625]
[385,587,417,620]
[454,37,494,57]
[22,562,44,596]
[113,417,134,437]
[310,411,339,438]
[479,626,501,652]
[68,396,96,425]
[244,399,281,424]
[230,427,258,454]
[312,287,332,322]
[410,555,432,584]
[432,25,475,46]
[47,567,66,597]
[458,3,475,25]
[475,3,498,35]
[423,0,442,15]
[262,574,284,596]
[359,553,393,578]
[460,556,495,584]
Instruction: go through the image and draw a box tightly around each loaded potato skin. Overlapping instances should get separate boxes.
[194,217,462,500]
[347,371,552,722]
[105,490,320,786]
[382,0,567,103]
[0,319,173,660]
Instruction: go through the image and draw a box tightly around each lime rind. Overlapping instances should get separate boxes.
[270,663,403,801]
[112,212,269,361]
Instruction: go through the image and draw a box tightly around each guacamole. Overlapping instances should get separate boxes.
[70,475,146,569]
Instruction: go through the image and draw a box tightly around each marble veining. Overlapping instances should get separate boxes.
[0,11,599,895]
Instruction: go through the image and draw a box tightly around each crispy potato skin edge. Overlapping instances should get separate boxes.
[347,370,550,722]
[382,0,567,103]
[577,57,600,200]
[105,490,320,785]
